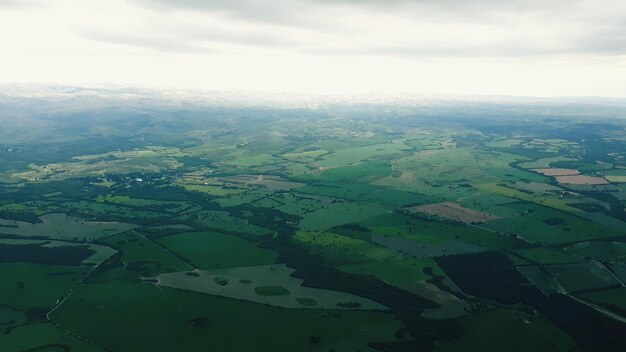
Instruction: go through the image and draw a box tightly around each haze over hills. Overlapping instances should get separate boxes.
[3,84,626,118]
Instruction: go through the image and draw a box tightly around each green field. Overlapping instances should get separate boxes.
[51,282,403,352]
[0,213,135,241]
[577,287,626,312]
[156,231,277,269]
[1,322,103,352]
[0,262,88,306]
[157,264,386,310]
[434,309,578,352]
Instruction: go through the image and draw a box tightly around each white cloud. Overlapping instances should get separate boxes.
[0,0,625,97]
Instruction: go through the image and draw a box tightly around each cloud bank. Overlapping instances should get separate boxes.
[0,0,625,96]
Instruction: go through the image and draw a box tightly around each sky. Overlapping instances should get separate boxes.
[1,0,625,97]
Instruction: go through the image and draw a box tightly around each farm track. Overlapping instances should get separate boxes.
[39,226,197,348]
[468,223,534,245]
[536,250,626,324]
[46,256,113,351]
[595,260,626,287]
[42,228,196,351]
[567,252,626,287]
[568,295,626,324]
[131,229,196,270]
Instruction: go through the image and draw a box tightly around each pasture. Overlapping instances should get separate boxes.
[156,231,277,269]
[0,213,135,241]
[157,264,387,310]
[51,282,402,352]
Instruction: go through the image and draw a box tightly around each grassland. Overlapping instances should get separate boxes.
[545,262,620,293]
[0,213,135,241]
[0,238,117,265]
[51,282,402,352]
[0,322,104,352]
[3,99,626,351]
[577,287,626,312]
[434,308,577,352]
[0,263,90,311]
[157,264,386,310]
[156,231,277,269]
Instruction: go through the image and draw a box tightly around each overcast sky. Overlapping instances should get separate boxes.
[1,0,625,97]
